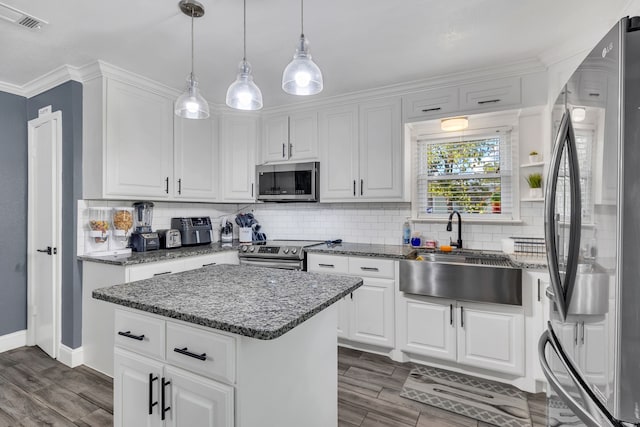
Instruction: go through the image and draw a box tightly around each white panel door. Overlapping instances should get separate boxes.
[350,278,394,348]
[580,318,608,386]
[457,302,524,375]
[220,114,257,202]
[28,111,62,359]
[261,114,289,162]
[358,97,403,199]
[400,296,456,361]
[165,366,234,427]
[105,79,173,198]
[174,116,219,201]
[319,104,359,200]
[336,296,350,339]
[114,348,163,427]
[289,111,318,161]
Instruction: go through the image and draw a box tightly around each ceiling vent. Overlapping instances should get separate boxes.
[0,2,47,31]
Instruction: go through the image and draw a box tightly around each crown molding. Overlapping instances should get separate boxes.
[20,64,85,98]
[0,80,25,97]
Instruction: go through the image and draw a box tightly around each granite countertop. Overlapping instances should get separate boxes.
[92,264,363,340]
[305,242,416,260]
[79,241,241,266]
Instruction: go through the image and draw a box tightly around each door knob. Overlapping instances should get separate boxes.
[37,246,55,255]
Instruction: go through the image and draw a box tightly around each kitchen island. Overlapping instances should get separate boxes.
[93,264,362,427]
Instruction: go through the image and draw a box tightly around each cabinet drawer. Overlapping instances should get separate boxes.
[459,77,521,111]
[166,322,236,384]
[307,254,349,274]
[403,88,459,122]
[114,309,165,360]
[127,259,186,282]
[348,257,395,279]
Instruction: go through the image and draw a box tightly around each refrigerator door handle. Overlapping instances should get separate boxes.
[538,326,620,427]
[544,108,582,321]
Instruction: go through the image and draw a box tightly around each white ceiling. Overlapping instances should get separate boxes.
[0,0,630,108]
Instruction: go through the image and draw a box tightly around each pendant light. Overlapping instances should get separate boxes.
[226,0,263,111]
[175,0,210,119]
[282,0,323,96]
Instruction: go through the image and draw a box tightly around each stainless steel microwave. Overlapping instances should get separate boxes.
[256,162,319,202]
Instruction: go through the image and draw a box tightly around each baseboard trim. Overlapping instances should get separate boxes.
[58,344,84,368]
[0,330,27,353]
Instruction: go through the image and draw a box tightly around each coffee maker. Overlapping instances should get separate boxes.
[130,201,159,252]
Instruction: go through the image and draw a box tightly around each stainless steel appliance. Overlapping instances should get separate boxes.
[256,162,319,202]
[238,240,322,270]
[171,217,213,246]
[130,201,159,252]
[157,229,182,249]
[538,16,640,427]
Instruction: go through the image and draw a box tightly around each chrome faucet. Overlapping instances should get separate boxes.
[446,210,463,249]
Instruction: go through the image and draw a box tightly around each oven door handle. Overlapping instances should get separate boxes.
[239,258,302,270]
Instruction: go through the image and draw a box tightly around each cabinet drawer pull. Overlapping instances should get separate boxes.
[118,330,145,341]
[318,263,335,268]
[477,99,500,105]
[421,107,441,112]
[202,262,217,267]
[153,271,172,276]
[174,347,207,361]
[161,378,171,420]
[360,267,379,272]
[460,306,464,328]
[148,374,158,415]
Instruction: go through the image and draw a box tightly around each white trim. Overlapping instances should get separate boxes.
[21,64,84,98]
[0,80,25,96]
[27,110,63,359]
[58,344,84,368]
[0,330,27,353]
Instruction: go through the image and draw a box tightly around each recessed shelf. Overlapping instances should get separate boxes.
[520,162,545,168]
[521,198,544,202]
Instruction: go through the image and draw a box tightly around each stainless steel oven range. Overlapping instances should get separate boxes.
[238,240,322,270]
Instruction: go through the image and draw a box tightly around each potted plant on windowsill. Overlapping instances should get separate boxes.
[526,173,543,198]
[529,151,541,163]
[490,190,501,213]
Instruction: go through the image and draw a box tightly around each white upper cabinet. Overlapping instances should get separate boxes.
[174,116,219,202]
[320,97,406,202]
[403,87,459,122]
[459,77,521,112]
[86,78,174,199]
[261,111,318,163]
[219,113,258,202]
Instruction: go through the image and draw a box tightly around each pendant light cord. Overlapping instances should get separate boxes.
[243,0,247,61]
[190,8,195,77]
[300,0,304,37]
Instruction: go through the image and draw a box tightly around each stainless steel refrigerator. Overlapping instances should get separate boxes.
[538,15,640,427]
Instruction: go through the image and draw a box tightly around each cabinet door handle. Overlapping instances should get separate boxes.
[251,183,254,198]
[574,322,578,345]
[165,177,169,194]
[360,179,364,196]
[148,374,158,415]
[580,321,585,345]
[537,279,541,302]
[353,180,356,196]
[289,143,293,158]
[318,263,335,268]
[177,178,182,195]
[421,107,441,112]
[477,99,501,105]
[202,262,217,267]
[350,293,353,300]
[161,377,171,420]
[174,347,207,361]
[460,306,464,328]
[118,330,145,341]
[282,143,286,158]
[153,271,172,277]
[360,267,379,272]
[450,304,453,326]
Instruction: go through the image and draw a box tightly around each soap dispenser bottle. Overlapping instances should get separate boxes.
[402,218,411,245]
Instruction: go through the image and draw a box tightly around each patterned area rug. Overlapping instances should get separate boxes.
[400,366,532,427]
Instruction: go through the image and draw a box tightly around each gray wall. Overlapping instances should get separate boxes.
[0,91,27,336]
[27,81,83,349]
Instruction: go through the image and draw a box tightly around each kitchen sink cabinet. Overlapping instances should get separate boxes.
[173,116,219,202]
[319,97,406,202]
[84,76,175,200]
[398,294,525,376]
[219,113,258,202]
[261,112,318,163]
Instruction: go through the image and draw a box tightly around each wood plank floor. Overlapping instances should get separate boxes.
[0,346,546,426]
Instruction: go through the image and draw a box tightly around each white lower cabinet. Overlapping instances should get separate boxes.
[399,294,525,375]
[307,254,396,349]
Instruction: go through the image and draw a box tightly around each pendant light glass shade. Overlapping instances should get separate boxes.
[175,72,210,119]
[226,60,263,110]
[282,35,323,95]
[175,0,209,119]
[226,0,262,111]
